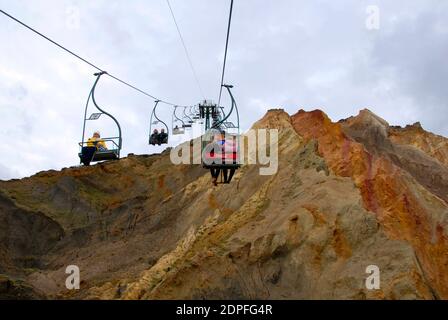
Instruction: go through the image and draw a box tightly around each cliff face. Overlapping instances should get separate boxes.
[0,108,447,300]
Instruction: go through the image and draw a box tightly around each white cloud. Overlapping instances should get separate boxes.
[0,0,447,179]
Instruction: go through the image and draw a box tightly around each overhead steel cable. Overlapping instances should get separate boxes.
[0,9,184,107]
[217,0,234,108]
[166,0,205,100]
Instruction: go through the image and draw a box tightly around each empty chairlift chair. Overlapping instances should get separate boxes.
[180,106,193,129]
[172,106,186,135]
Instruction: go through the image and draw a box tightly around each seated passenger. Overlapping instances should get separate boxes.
[149,129,159,145]
[158,128,168,144]
[206,131,237,185]
[87,131,108,151]
[224,136,236,151]
[205,131,226,163]
[214,130,226,146]
[220,133,237,164]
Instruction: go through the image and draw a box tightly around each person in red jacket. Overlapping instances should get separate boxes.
[209,131,237,185]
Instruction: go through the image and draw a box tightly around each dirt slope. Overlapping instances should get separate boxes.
[0,108,447,300]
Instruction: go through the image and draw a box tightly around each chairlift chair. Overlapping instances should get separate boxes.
[149,100,169,145]
[78,71,122,166]
[191,106,200,120]
[182,106,194,126]
[172,106,186,135]
[199,85,241,184]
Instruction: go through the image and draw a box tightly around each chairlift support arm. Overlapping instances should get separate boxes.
[173,106,186,127]
[183,106,193,123]
[212,84,239,132]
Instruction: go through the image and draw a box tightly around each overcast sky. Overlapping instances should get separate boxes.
[1,0,447,180]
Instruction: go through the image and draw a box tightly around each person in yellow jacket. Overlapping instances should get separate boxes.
[87,131,108,151]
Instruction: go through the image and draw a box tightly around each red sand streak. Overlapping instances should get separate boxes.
[291,109,448,298]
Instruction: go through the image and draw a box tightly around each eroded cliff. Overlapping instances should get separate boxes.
[1,108,447,300]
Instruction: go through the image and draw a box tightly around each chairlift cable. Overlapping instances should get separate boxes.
[165,0,205,100]
[0,9,184,107]
[217,0,234,108]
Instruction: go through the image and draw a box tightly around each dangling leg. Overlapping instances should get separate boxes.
[227,168,236,183]
[210,168,215,185]
[214,169,221,186]
[210,168,220,186]
[223,168,229,183]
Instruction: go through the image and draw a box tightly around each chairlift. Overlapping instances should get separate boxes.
[149,100,169,145]
[191,106,200,120]
[172,106,186,135]
[183,106,194,125]
[178,106,192,129]
[199,85,241,184]
[78,71,122,166]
